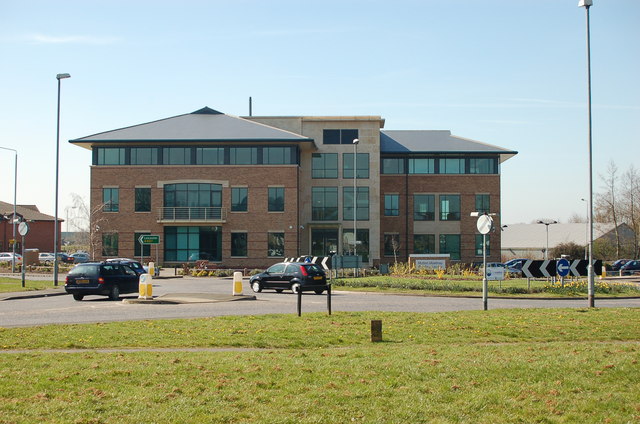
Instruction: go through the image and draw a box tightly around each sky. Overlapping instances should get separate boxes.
[0,0,638,228]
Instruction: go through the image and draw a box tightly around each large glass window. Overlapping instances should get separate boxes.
[414,194,435,221]
[384,234,400,257]
[102,233,118,256]
[231,233,248,257]
[439,158,465,174]
[439,195,460,221]
[475,194,490,214]
[135,188,151,212]
[323,129,358,145]
[381,158,405,174]
[414,234,435,254]
[343,153,369,179]
[439,234,461,260]
[231,188,248,212]
[263,147,294,164]
[343,187,369,221]
[163,183,222,208]
[163,147,192,165]
[311,229,338,257]
[196,147,224,165]
[230,147,258,165]
[268,187,285,212]
[384,194,399,216]
[312,187,338,221]
[134,232,151,257]
[470,158,497,174]
[476,234,490,256]
[164,226,221,262]
[312,153,338,179]
[103,188,119,212]
[97,148,125,165]
[268,232,284,257]
[342,229,369,261]
[130,148,158,165]
[409,158,435,174]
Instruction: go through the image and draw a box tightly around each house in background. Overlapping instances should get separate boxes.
[70,107,517,268]
[0,201,61,253]
[501,222,636,260]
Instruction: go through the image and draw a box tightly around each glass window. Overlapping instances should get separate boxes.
[414,194,435,221]
[163,147,192,165]
[231,188,248,212]
[475,194,490,214]
[312,187,338,221]
[102,233,118,256]
[268,187,284,212]
[342,229,369,262]
[97,148,125,165]
[134,232,151,257]
[163,184,222,208]
[475,234,490,256]
[231,233,248,257]
[323,129,358,145]
[343,153,369,179]
[439,158,465,174]
[263,147,293,164]
[135,188,151,212]
[384,234,400,257]
[409,158,435,174]
[382,158,404,174]
[312,153,338,179]
[130,148,158,165]
[103,188,119,212]
[196,147,224,165]
[440,195,460,221]
[164,226,221,262]
[343,187,369,221]
[311,228,338,257]
[470,158,496,174]
[439,234,461,260]
[384,194,399,216]
[268,232,284,257]
[230,147,257,165]
[414,234,435,254]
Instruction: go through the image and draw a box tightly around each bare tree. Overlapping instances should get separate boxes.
[596,161,621,258]
[69,192,111,260]
[621,166,640,258]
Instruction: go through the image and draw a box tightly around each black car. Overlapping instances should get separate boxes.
[57,253,74,264]
[106,258,146,275]
[620,260,640,275]
[65,262,140,301]
[249,262,327,294]
[611,259,631,271]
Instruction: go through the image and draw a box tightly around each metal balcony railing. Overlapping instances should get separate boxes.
[157,207,226,223]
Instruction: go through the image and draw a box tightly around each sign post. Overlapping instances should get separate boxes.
[18,221,29,288]
[476,214,493,311]
[557,258,570,287]
[138,235,160,267]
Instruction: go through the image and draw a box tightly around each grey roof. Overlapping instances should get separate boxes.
[381,130,517,163]
[0,201,57,222]
[70,107,314,147]
[501,223,617,250]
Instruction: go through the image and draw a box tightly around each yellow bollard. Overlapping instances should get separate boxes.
[149,262,155,277]
[138,273,153,299]
[233,271,243,296]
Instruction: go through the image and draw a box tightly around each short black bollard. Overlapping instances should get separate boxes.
[296,284,331,317]
[371,320,382,342]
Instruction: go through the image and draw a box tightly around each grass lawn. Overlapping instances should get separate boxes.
[1,308,639,423]
[0,277,58,293]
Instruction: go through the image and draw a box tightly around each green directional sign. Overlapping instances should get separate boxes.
[138,235,160,244]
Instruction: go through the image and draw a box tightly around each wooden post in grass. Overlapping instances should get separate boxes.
[371,320,382,342]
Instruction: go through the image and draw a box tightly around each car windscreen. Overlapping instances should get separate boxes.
[68,264,100,277]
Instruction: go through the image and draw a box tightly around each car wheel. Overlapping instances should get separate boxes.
[275,289,284,293]
[251,281,262,293]
[109,285,120,301]
[314,289,324,295]
[291,283,301,294]
[72,293,84,301]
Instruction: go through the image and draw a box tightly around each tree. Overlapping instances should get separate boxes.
[69,192,111,260]
[620,166,640,258]
[550,242,585,260]
[595,161,621,258]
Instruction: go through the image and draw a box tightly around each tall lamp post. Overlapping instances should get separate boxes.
[537,220,558,260]
[0,147,17,272]
[579,0,595,307]
[54,73,71,287]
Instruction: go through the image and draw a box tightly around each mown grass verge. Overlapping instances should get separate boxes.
[0,308,639,423]
[0,278,58,293]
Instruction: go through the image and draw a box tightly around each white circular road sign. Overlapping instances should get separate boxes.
[476,215,493,235]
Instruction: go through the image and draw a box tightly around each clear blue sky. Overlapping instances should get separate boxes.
[1,0,638,227]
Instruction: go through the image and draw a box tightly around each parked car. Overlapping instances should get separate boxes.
[249,262,327,294]
[0,252,22,265]
[620,260,640,275]
[611,259,632,271]
[105,258,146,276]
[71,252,91,263]
[65,262,141,301]
[39,252,55,264]
[57,253,74,264]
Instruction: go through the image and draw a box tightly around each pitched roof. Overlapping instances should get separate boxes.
[70,107,314,149]
[501,223,626,249]
[380,130,517,163]
[0,201,57,222]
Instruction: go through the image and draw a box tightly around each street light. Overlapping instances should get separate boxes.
[54,73,70,287]
[581,198,588,259]
[0,147,18,272]
[537,220,558,260]
[579,0,595,307]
